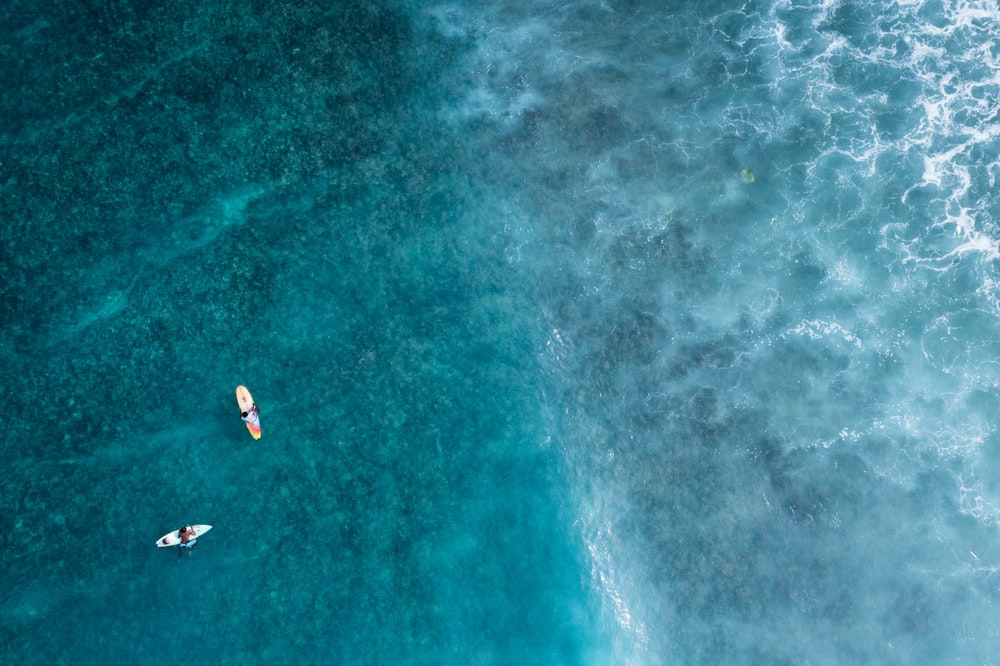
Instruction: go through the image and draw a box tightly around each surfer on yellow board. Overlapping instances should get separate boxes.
[241,403,261,437]
[236,385,261,440]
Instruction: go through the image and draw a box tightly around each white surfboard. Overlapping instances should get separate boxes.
[156,524,212,547]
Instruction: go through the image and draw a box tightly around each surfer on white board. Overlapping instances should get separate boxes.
[241,404,260,427]
[178,525,198,558]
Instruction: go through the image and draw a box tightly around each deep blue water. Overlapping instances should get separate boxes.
[5,1,1000,664]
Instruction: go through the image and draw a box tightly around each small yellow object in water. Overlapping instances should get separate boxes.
[740,168,756,184]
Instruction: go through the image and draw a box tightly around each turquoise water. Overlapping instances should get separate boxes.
[5,1,1000,663]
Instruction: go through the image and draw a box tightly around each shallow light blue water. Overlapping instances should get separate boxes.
[4,1,1000,664]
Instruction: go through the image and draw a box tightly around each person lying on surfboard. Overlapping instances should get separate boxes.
[178,525,198,558]
[241,404,260,426]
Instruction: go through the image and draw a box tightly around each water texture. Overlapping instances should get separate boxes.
[4,1,1000,664]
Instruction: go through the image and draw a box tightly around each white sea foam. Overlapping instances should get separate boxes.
[584,517,650,665]
[431,0,1000,660]
[785,319,864,350]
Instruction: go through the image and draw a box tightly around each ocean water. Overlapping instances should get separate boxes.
[4,0,1000,663]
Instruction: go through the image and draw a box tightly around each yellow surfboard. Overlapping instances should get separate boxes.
[236,385,261,440]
